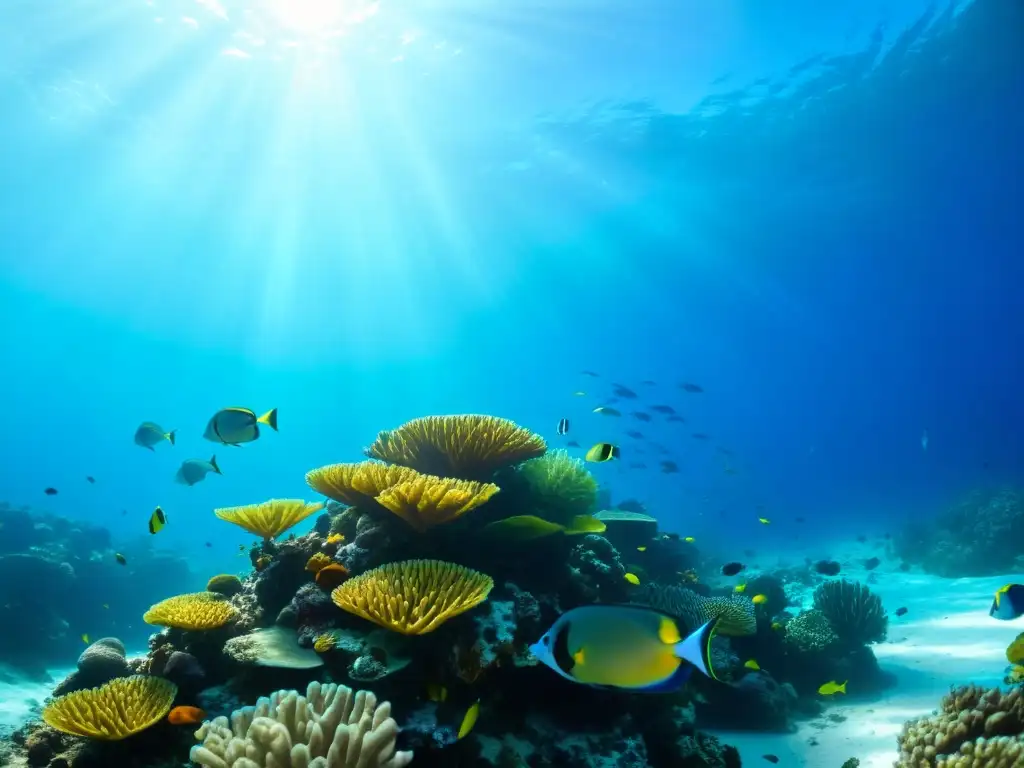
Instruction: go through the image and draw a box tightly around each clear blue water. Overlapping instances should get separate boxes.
[0,0,1020,670]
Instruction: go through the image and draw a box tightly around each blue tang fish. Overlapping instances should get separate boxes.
[530,605,719,692]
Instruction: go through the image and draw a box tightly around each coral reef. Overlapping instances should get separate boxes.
[813,579,887,646]
[215,499,326,541]
[42,675,177,740]
[515,450,598,524]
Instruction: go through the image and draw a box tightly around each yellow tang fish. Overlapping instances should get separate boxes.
[818,680,847,696]
[148,506,167,534]
[744,659,760,671]
[204,407,278,446]
[734,583,747,593]
[637,546,647,553]
[758,517,770,525]
[684,537,695,543]
[752,594,768,605]
[530,605,720,692]
[624,573,641,585]
[458,700,480,740]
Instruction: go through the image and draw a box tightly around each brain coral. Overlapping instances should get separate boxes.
[897,684,1024,766]
[143,591,238,630]
[332,559,493,635]
[42,675,177,740]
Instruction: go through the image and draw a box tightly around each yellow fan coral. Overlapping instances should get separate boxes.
[364,415,546,479]
[42,675,177,740]
[143,591,238,631]
[214,499,325,540]
[307,461,499,532]
[331,559,493,635]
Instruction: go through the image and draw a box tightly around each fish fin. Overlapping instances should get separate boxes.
[673,618,719,680]
[637,660,693,693]
[166,430,176,445]
[210,455,222,474]
[258,408,279,431]
[838,681,847,694]
[146,445,155,452]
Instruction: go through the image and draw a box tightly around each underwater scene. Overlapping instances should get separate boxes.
[0,0,1022,766]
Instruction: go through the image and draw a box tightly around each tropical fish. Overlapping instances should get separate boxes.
[81,634,90,644]
[660,461,678,474]
[680,382,704,393]
[691,433,710,440]
[426,683,447,703]
[733,583,747,594]
[721,562,745,576]
[573,391,587,397]
[204,407,278,445]
[650,405,675,414]
[641,380,656,386]
[175,456,222,486]
[592,406,621,417]
[626,430,644,439]
[990,584,1024,621]
[624,573,640,585]
[770,622,783,631]
[326,533,344,545]
[134,422,176,451]
[612,384,637,399]
[661,533,680,541]
[483,514,606,541]
[567,440,581,448]
[457,700,480,740]
[256,555,273,571]
[148,506,167,535]
[683,536,695,543]
[86,476,95,484]
[585,443,620,463]
[168,706,206,726]
[744,659,760,671]
[581,370,600,377]
[762,756,780,764]
[752,594,767,605]
[631,411,652,422]
[667,415,686,422]
[556,418,570,436]
[636,546,647,553]
[814,560,841,576]
[864,557,881,570]
[818,680,847,696]
[529,605,719,692]
[44,487,58,496]
[895,607,908,617]
[114,553,127,566]
[758,517,770,525]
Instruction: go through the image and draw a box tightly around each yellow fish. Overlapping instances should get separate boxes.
[818,680,847,696]
[771,621,783,631]
[457,700,480,740]
[624,573,641,585]
[758,517,770,525]
[326,533,344,545]
[585,442,620,462]
[734,583,747,593]
[684,536,695,543]
[743,659,760,671]
[148,506,167,535]
[426,683,447,703]
[483,514,606,541]
[752,594,768,605]
[102,604,110,610]
[637,546,647,552]
[81,634,90,644]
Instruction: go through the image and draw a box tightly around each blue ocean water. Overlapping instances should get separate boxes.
[0,0,1021,758]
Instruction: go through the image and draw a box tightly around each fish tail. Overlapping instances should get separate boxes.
[210,455,222,475]
[258,408,278,431]
[166,430,176,445]
[838,681,847,694]
[674,618,719,680]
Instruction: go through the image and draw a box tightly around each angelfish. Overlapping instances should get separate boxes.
[530,605,719,692]
[204,407,278,445]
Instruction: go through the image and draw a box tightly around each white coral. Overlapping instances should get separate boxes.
[190,681,413,768]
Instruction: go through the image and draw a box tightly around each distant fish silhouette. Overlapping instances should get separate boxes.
[680,382,704,393]
[921,429,929,451]
[612,384,638,399]
[631,412,652,422]
[650,405,675,414]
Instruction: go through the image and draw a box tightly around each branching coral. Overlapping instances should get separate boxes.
[143,591,238,630]
[331,559,493,635]
[634,585,756,636]
[783,609,840,653]
[190,681,412,768]
[42,675,177,740]
[215,499,325,540]
[516,449,598,523]
[307,461,499,532]
[813,580,887,645]
[363,414,546,479]
[896,684,1024,766]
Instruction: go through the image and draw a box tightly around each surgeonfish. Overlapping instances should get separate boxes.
[457,700,480,740]
[134,422,176,450]
[529,605,719,692]
[585,442,620,462]
[168,706,206,726]
[149,506,167,534]
[818,680,847,696]
[990,584,1024,621]
[175,456,222,486]
[592,406,621,417]
[557,418,570,436]
[204,407,278,445]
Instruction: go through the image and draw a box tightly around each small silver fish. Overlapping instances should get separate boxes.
[134,422,175,451]
[204,407,278,445]
[175,456,222,486]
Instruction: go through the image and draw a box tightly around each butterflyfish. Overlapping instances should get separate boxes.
[818,680,847,696]
[457,700,480,740]
[175,455,222,486]
[168,706,206,725]
[529,605,719,692]
[204,407,278,446]
[149,506,167,534]
[585,442,620,462]
[991,584,1024,621]
[134,422,176,450]
[556,418,570,436]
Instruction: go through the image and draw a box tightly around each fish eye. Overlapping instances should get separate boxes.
[542,636,550,646]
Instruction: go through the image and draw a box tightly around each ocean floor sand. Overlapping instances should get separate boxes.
[711,571,1015,767]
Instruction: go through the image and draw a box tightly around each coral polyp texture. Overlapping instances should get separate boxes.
[306,461,499,532]
[517,449,598,523]
[635,584,757,636]
[214,499,326,540]
[896,684,1024,766]
[42,675,177,740]
[783,609,840,653]
[190,681,413,768]
[813,579,887,646]
[143,590,238,630]
[331,559,494,635]
[363,414,547,479]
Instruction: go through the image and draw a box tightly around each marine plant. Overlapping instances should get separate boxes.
[214,499,325,540]
[42,675,177,740]
[516,449,598,524]
[190,681,412,768]
[813,579,887,646]
[363,414,547,479]
[143,591,239,630]
[331,559,494,635]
